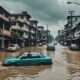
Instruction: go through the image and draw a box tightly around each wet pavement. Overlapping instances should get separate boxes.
[0,44,80,80]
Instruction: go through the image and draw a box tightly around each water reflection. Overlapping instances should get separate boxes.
[0,45,80,80]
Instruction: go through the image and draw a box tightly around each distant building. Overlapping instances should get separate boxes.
[30,20,38,46]
[37,26,44,43]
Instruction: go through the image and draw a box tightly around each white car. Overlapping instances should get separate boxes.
[7,44,20,51]
[39,43,43,46]
[70,44,79,50]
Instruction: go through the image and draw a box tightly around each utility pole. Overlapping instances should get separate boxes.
[68,11,75,28]
[47,24,49,43]
[68,11,75,45]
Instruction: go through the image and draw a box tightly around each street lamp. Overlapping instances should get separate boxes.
[67,2,80,5]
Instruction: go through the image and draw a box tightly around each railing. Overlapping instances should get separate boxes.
[21,27,29,32]
[17,18,30,25]
[11,26,20,30]
[74,31,80,38]
[30,30,35,34]
[0,14,9,21]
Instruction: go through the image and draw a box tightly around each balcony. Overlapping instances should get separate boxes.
[21,26,29,32]
[0,14,9,21]
[30,30,35,34]
[74,31,80,38]
[22,33,28,39]
[11,26,20,30]
[17,18,30,25]
[0,28,11,36]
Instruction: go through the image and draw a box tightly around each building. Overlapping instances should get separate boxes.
[10,11,31,47]
[37,26,44,44]
[0,6,11,48]
[58,30,66,44]
[0,6,47,48]
[30,20,38,46]
[62,15,80,48]
[43,30,51,43]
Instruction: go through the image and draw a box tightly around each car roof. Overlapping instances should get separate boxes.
[47,43,54,46]
[23,52,41,55]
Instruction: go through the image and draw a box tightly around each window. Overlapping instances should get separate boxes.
[31,53,41,58]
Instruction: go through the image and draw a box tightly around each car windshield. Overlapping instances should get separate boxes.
[16,52,25,58]
[47,43,54,46]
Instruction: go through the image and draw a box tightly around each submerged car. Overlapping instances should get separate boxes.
[2,52,52,66]
[7,44,20,51]
[47,43,55,50]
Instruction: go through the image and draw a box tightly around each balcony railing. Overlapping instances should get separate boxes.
[74,31,80,38]
[30,30,35,34]
[0,14,9,21]
[21,27,29,32]
[11,26,20,30]
[17,18,30,25]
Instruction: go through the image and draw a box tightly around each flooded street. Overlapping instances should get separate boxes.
[0,44,80,80]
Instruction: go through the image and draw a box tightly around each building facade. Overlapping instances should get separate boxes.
[10,11,31,47]
[0,6,11,48]
[0,6,51,48]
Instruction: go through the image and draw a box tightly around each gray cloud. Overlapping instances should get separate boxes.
[1,0,80,37]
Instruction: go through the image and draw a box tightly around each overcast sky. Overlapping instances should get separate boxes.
[0,0,80,37]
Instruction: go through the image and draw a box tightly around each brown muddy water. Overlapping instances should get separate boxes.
[0,44,80,80]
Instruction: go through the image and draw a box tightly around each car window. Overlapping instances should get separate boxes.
[19,53,32,59]
[31,53,41,58]
[18,52,28,58]
[18,52,42,59]
[21,56,28,59]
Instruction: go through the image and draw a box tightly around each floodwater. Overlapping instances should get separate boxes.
[0,44,80,80]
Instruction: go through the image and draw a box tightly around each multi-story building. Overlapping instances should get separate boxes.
[67,16,80,46]
[42,30,50,44]
[0,6,11,48]
[10,11,31,47]
[30,20,38,46]
[0,6,46,48]
[58,30,66,44]
[37,26,44,44]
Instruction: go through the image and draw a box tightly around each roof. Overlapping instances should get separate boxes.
[38,26,44,29]
[0,6,10,15]
[11,11,31,18]
[30,20,38,23]
[67,15,80,19]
